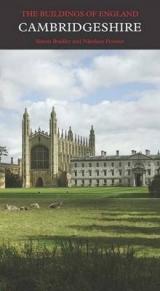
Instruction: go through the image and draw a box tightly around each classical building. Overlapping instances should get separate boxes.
[70,150,160,187]
[0,158,21,175]
[22,107,95,187]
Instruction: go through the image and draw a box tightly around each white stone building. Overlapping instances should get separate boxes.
[70,150,160,187]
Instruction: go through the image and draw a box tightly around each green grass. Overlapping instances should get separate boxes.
[0,186,160,257]
[0,186,148,196]
[0,240,160,291]
[0,242,160,291]
[0,186,160,290]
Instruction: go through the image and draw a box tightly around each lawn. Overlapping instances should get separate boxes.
[0,186,159,257]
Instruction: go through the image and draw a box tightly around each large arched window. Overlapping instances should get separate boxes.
[31,145,49,169]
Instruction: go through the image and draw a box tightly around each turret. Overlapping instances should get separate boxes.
[68,126,73,141]
[22,108,30,187]
[50,107,58,184]
[58,128,60,138]
[89,125,95,156]
[50,106,57,135]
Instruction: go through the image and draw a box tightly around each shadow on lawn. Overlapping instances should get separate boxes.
[1,237,160,291]
[98,216,160,223]
[22,204,160,251]
[25,233,160,249]
[68,224,160,235]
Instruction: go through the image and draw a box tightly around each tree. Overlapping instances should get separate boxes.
[0,146,8,163]
[149,173,160,197]
[5,169,22,188]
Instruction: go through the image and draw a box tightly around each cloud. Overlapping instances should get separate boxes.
[1,50,160,110]
[26,91,160,156]
[0,50,91,111]
[77,51,160,93]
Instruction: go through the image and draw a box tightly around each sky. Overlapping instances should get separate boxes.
[0,49,160,163]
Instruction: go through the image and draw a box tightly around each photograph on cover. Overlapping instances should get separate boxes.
[0,49,160,289]
[1,50,160,179]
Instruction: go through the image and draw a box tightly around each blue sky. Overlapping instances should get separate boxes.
[0,50,160,162]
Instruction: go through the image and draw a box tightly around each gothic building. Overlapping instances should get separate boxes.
[22,107,95,187]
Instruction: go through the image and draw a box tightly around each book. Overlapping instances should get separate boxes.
[0,1,160,290]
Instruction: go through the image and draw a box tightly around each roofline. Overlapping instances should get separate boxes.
[71,153,160,162]
[0,163,20,167]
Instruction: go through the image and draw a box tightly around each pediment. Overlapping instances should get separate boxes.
[129,152,152,160]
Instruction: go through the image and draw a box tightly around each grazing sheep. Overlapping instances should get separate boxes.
[20,206,29,211]
[30,203,40,209]
[48,201,63,209]
[5,204,19,211]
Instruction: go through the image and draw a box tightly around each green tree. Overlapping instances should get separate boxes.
[5,169,22,188]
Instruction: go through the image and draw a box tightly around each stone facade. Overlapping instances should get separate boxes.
[22,107,95,187]
[0,158,21,176]
[70,150,160,187]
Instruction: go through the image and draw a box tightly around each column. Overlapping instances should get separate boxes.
[133,175,136,187]
[142,173,146,186]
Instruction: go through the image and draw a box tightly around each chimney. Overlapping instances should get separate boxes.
[101,151,107,157]
[145,149,150,156]
[11,157,13,164]
[116,150,119,156]
[18,158,20,165]
[131,150,136,155]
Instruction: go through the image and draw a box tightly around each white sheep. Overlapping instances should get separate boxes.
[30,203,40,209]
[5,204,19,211]
[48,201,63,209]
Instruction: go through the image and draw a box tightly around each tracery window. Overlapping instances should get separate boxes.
[31,145,49,169]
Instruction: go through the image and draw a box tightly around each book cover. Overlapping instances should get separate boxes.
[0,0,160,290]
